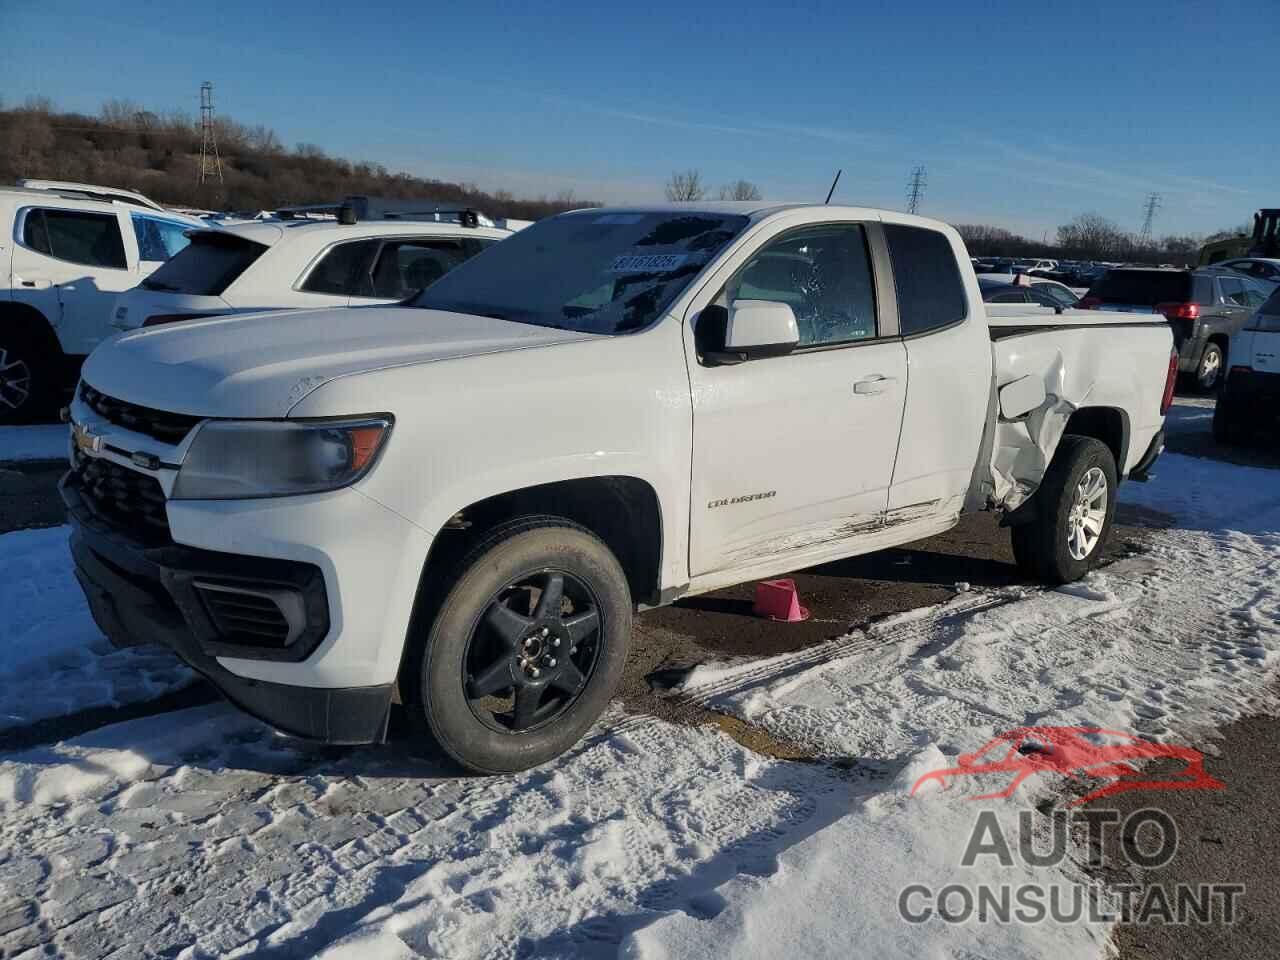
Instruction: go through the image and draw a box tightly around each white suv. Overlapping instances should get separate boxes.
[112,208,517,331]
[1,182,207,421]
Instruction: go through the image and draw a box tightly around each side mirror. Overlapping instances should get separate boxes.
[699,300,800,365]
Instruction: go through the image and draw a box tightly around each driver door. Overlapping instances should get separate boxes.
[686,221,908,578]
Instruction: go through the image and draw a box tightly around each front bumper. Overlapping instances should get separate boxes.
[61,471,419,744]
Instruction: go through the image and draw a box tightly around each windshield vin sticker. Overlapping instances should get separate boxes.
[606,253,689,274]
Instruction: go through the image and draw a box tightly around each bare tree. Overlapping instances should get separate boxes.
[665,169,705,202]
[718,179,762,201]
[1056,213,1131,259]
[101,99,143,126]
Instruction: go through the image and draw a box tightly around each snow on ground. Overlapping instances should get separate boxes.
[1,452,1278,957]
[0,527,194,731]
[0,424,68,462]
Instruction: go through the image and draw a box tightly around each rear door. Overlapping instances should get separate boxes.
[686,220,907,577]
[1216,276,1256,336]
[884,223,991,516]
[11,206,136,354]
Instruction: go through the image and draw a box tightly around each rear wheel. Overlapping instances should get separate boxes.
[1011,436,1118,584]
[402,517,632,774]
[1195,342,1224,392]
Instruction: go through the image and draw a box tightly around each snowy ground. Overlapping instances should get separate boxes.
[1,444,1278,957]
[0,527,195,732]
[0,425,68,463]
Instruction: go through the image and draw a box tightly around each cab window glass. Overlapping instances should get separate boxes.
[884,224,967,335]
[25,208,126,269]
[725,223,877,347]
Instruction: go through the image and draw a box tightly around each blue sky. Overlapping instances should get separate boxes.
[4,0,1276,238]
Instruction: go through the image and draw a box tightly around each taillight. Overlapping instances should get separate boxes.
[1155,302,1199,320]
[1160,347,1178,415]
[143,313,209,327]
[1078,296,1101,309]
[1229,364,1253,375]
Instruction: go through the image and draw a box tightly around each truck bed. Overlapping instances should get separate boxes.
[984,304,1168,339]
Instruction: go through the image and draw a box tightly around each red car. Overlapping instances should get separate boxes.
[911,726,1224,806]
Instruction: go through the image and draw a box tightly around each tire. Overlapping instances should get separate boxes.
[1212,390,1246,445]
[1195,342,1224,393]
[402,516,632,774]
[1011,436,1118,584]
[0,331,57,424]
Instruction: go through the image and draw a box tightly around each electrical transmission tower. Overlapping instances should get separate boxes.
[905,165,927,215]
[1139,192,1161,244]
[198,81,223,186]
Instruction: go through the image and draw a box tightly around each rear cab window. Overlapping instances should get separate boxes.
[883,224,967,335]
[142,232,268,296]
[21,207,127,269]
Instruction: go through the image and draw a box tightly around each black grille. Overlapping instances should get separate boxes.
[195,583,293,648]
[72,453,171,544]
[80,382,202,444]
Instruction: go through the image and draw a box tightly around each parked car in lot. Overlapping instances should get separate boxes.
[1215,257,1280,287]
[978,276,1080,308]
[1214,285,1280,443]
[0,183,207,421]
[112,201,517,331]
[1081,267,1271,390]
[63,203,1175,773]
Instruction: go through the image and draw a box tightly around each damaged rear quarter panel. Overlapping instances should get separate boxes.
[986,321,1170,511]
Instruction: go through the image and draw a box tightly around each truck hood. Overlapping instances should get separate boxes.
[81,306,601,417]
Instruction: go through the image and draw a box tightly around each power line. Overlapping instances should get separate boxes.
[198,81,223,187]
[1139,192,1161,244]
[905,165,927,215]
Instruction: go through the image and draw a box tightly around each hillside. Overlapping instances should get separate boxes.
[0,99,595,219]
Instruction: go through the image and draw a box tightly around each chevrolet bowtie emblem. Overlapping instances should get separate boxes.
[71,421,102,454]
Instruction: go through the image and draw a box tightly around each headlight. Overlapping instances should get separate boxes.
[171,416,393,500]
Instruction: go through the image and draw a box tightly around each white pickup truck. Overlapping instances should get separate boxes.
[62,203,1176,773]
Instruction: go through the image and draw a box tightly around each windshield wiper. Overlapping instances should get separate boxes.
[142,279,180,291]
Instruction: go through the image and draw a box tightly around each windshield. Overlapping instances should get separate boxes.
[410,210,749,334]
[142,232,268,296]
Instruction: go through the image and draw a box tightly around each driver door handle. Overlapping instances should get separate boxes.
[853,375,898,396]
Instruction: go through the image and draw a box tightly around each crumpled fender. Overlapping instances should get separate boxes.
[986,351,1094,512]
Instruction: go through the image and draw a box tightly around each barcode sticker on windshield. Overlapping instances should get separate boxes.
[607,254,688,273]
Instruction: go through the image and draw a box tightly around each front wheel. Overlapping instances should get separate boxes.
[1011,436,1118,584]
[403,517,632,774]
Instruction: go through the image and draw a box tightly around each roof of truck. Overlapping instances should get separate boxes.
[564,202,954,229]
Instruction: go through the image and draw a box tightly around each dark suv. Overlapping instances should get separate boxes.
[1081,268,1271,390]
